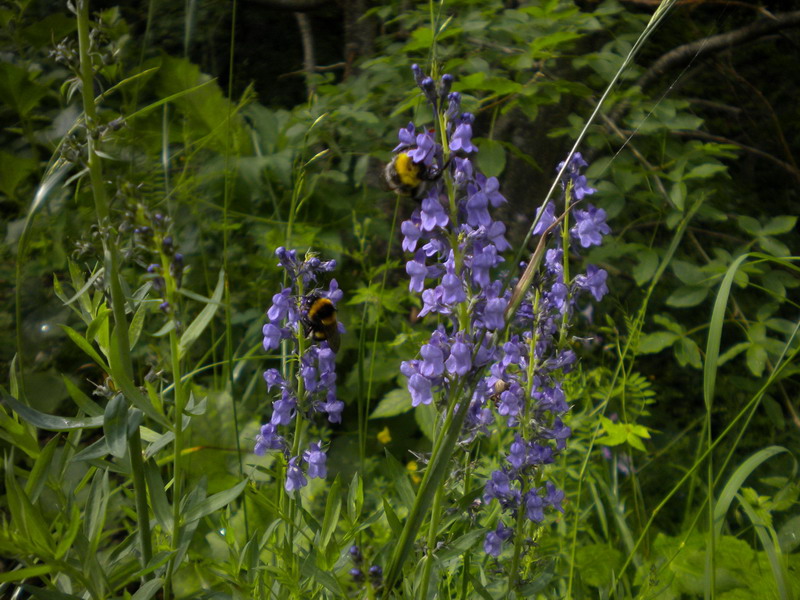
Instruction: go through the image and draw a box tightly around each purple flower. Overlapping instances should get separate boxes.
[263,368,285,391]
[575,264,608,301]
[507,435,528,470]
[533,202,556,236]
[407,250,429,293]
[271,389,297,426]
[319,390,344,424]
[450,118,477,154]
[409,131,436,167]
[484,523,513,557]
[285,456,307,492]
[558,152,596,200]
[262,323,286,351]
[420,192,449,231]
[497,383,524,418]
[445,336,471,376]
[453,156,473,188]
[408,373,433,407]
[483,470,515,504]
[479,174,506,208]
[544,481,565,513]
[470,243,500,289]
[571,205,610,248]
[524,488,545,522]
[401,213,423,253]
[393,122,416,152]
[546,417,572,451]
[419,343,445,378]
[267,287,293,323]
[303,442,327,479]
[466,185,491,228]
[446,92,461,121]
[254,423,284,455]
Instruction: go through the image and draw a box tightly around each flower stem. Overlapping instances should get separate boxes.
[76,0,151,577]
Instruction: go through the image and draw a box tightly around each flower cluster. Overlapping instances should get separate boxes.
[254,247,344,493]
[394,67,610,559]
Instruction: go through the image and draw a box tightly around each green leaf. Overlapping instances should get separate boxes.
[63,376,103,416]
[0,151,38,199]
[179,269,224,357]
[144,459,173,531]
[60,324,110,373]
[475,138,506,178]
[638,331,678,354]
[182,479,247,523]
[632,248,658,286]
[666,285,708,308]
[575,543,623,587]
[0,62,49,116]
[131,578,164,600]
[84,469,110,553]
[672,260,706,285]
[415,402,436,442]
[778,515,800,553]
[382,497,401,537]
[675,337,702,369]
[347,471,363,524]
[758,235,790,258]
[103,393,128,458]
[384,449,415,511]
[685,163,727,179]
[0,566,53,584]
[370,387,411,419]
[746,343,768,377]
[25,434,60,502]
[737,215,761,236]
[2,390,104,430]
[760,215,797,236]
[319,476,342,552]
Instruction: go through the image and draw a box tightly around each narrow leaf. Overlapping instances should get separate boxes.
[103,393,128,458]
[179,269,224,356]
[182,479,247,523]
[3,391,104,430]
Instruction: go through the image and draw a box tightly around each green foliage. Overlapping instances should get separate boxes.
[1,0,799,598]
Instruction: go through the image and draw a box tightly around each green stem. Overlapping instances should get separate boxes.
[128,427,153,567]
[76,0,132,378]
[382,385,471,596]
[77,0,151,576]
[418,483,445,599]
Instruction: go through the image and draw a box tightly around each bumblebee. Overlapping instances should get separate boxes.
[303,295,340,353]
[384,151,444,199]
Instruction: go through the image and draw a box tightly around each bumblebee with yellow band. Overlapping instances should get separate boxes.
[384,151,446,199]
[303,295,340,353]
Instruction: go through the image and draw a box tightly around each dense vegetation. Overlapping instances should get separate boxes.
[2,0,798,598]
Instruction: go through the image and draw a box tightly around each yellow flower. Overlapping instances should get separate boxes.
[406,460,421,485]
[377,426,392,445]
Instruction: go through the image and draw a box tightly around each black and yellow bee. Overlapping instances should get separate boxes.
[303,295,340,353]
[384,151,445,199]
